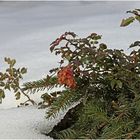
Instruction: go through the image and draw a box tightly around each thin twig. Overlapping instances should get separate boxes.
[18,86,36,105]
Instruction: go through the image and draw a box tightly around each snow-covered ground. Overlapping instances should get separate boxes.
[0,1,140,139]
[0,106,51,139]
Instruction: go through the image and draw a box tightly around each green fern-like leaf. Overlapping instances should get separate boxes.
[77,100,108,127]
[56,128,77,139]
[46,90,81,119]
[70,100,109,139]
[101,120,134,139]
[23,76,58,93]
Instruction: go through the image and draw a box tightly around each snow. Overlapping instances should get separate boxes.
[0,1,140,139]
[0,103,79,139]
[0,106,51,139]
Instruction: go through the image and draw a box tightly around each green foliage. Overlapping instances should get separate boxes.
[0,57,35,105]
[120,17,135,27]
[120,9,140,26]
[23,75,63,107]
[0,89,5,103]
[54,128,77,139]
[46,89,81,119]
[120,9,140,49]
[23,75,58,93]
[45,9,140,139]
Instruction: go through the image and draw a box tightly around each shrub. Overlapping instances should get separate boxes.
[45,9,140,139]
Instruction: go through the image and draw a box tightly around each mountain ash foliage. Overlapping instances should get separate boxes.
[45,9,140,139]
[0,9,140,139]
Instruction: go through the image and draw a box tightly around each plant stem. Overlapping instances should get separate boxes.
[18,86,36,105]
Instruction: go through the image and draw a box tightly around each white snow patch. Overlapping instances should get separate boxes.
[0,106,51,139]
[0,102,80,139]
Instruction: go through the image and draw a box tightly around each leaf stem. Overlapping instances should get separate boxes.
[18,86,36,105]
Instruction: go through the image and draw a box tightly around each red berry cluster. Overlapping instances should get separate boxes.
[57,65,76,89]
